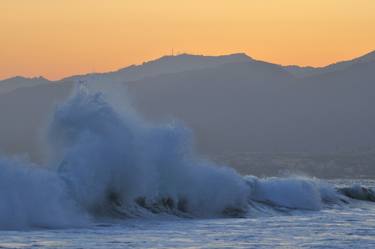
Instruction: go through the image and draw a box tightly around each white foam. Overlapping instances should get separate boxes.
[0,85,365,230]
[245,176,344,210]
[0,158,87,229]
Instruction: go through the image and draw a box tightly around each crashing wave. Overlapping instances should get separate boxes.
[337,185,375,202]
[0,86,373,230]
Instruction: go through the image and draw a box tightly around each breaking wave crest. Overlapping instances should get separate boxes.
[0,86,373,230]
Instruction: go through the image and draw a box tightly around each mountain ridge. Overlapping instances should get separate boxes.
[0,76,50,94]
[63,53,254,84]
[285,49,375,78]
[0,50,374,171]
[1,50,373,83]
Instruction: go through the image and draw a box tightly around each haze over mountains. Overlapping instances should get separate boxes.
[1,50,374,177]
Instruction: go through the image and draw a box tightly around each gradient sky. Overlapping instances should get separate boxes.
[1,0,375,80]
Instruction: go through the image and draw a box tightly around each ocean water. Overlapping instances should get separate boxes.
[1,87,374,248]
[0,180,374,249]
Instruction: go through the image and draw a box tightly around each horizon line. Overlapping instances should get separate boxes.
[1,49,374,82]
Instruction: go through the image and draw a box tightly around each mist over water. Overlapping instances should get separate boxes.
[0,84,373,230]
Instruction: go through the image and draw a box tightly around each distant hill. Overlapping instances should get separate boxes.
[65,53,252,84]
[127,58,375,155]
[0,51,374,177]
[0,80,73,161]
[285,50,375,78]
[0,76,50,94]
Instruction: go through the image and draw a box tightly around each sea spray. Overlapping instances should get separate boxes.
[0,86,249,229]
[49,88,249,217]
[0,85,369,230]
[245,176,346,210]
[0,158,87,229]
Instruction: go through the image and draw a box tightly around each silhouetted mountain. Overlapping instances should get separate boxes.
[0,52,374,177]
[65,53,252,84]
[0,81,73,161]
[0,76,50,94]
[285,49,375,78]
[126,58,375,154]
[126,60,296,153]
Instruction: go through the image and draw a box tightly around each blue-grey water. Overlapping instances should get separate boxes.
[1,179,374,249]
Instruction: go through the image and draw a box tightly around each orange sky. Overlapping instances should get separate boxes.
[1,0,375,80]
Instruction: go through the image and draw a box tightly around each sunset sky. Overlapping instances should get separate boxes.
[1,0,374,80]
